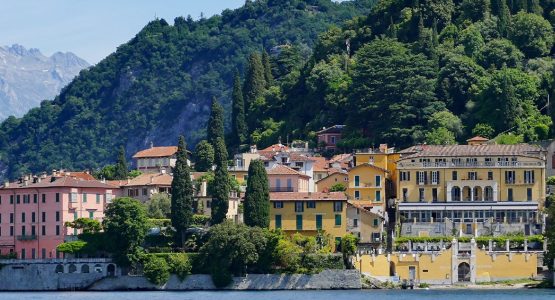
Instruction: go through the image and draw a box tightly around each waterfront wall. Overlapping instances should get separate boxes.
[89,269,361,290]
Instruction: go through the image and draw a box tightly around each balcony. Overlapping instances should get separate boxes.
[270,187,295,192]
[398,161,543,169]
[17,235,37,241]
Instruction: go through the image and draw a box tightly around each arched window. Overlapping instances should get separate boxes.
[451,187,461,201]
[484,186,494,201]
[55,264,64,273]
[81,264,90,273]
[68,264,77,273]
[107,264,116,277]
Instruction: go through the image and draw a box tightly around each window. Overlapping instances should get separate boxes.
[335,214,342,226]
[488,171,493,180]
[21,213,25,223]
[42,194,46,203]
[83,193,87,203]
[296,215,303,230]
[295,201,304,212]
[55,211,60,222]
[419,188,425,202]
[524,170,535,184]
[527,188,532,201]
[21,226,26,236]
[31,212,35,223]
[373,218,379,227]
[452,171,458,180]
[56,225,60,236]
[10,213,14,223]
[106,193,113,203]
[508,188,514,202]
[505,171,516,184]
[331,136,336,144]
[206,200,211,208]
[74,211,78,220]
[10,226,14,236]
[416,171,426,185]
[142,188,148,196]
[96,194,100,204]
[353,219,358,227]
[333,201,343,212]
[468,172,477,180]
[33,194,37,203]
[375,191,381,202]
[16,195,20,204]
[400,171,411,181]
[402,188,408,202]
[21,249,25,260]
[431,171,439,184]
[55,193,60,203]
[89,211,94,219]
[10,195,13,204]
[42,212,46,222]
[275,215,282,229]
[432,188,438,202]
[31,226,36,236]
[42,225,46,236]
[316,215,322,230]
[375,175,381,187]
[42,248,46,259]
[354,190,360,200]
[306,201,316,209]
[354,175,360,187]
[273,201,284,209]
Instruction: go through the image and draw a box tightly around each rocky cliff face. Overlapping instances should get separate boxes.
[0,44,89,120]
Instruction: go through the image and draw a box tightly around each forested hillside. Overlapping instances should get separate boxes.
[241,0,555,151]
[0,0,377,179]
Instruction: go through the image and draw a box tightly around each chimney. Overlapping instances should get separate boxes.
[41,172,47,179]
[4,181,9,188]
[161,169,166,174]
[150,141,154,148]
[250,145,257,153]
[379,144,388,153]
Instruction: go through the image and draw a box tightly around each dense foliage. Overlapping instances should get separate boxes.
[171,136,195,246]
[0,0,377,179]
[243,159,270,227]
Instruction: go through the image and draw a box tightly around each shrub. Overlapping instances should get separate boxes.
[167,253,192,281]
[211,267,233,288]
[547,176,555,185]
[143,255,170,286]
[191,214,210,226]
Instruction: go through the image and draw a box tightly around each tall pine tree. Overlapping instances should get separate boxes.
[210,137,230,225]
[496,0,511,37]
[231,71,247,150]
[261,49,274,88]
[194,140,214,172]
[243,52,266,131]
[243,159,270,228]
[114,146,128,179]
[171,136,194,246]
[207,98,225,146]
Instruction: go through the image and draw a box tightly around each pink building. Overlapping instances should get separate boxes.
[266,164,310,193]
[316,125,345,151]
[0,171,120,259]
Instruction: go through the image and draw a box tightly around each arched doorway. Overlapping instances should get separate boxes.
[55,264,64,273]
[458,262,470,282]
[473,187,482,201]
[462,187,471,201]
[81,264,90,273]
[107,264,116,277]
[389,262,396,276]
[484,186,493,201]
[68,264,77,273]
[451,187,461,201]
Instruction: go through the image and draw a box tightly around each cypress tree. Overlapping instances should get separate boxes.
[207,98,225,147]
[231,71,247,149]
[497,0,510,37]
[527,0,542,15]
[261,49,274,88]
[114,146,128,180]
[210,137,230,225]
[171,136,194,246]
[431,18,439,47]
[243,160,270,228]
[243,52,266,130]
[194,140,214,172]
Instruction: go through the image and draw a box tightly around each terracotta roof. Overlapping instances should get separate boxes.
[270,192,347,201]
[257,151,316,162]
[466,136,489,142]
[191,172,207,180]
[311,156,330,172]
[316,125,345,134]
[106,180,126,187]
[267,164,310,178]
[133,146,178,158]
[124,173,173,187]
[349,163,389,173]
[2,176,117,190]
[348,201,383,217]
[261,144,289,151]
[398,144,545,160]
[66,171,95,181]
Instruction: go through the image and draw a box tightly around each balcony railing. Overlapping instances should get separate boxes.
[17,235,37,241]
[398,161,543,169]
[269,187,295,192]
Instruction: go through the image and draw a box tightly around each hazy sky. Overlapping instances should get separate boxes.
[0,0,245,64]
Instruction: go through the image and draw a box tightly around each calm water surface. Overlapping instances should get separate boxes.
[1,289,554,300]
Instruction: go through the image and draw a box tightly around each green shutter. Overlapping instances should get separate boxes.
[275,215,282,229]
[316,215,322,230]
[296,215,303,230]
[335,214,341,226]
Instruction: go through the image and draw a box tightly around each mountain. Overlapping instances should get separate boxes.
[0,44,89,120]
[0,0,377,179]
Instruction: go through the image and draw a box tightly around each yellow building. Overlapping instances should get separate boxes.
[347,202,384,247]
[396,140,546,237]
[347,163,388,206]
[355,238,539,284]
[269,192,347,243]
[315,170,348,192]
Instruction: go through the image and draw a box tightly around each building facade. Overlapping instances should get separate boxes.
[0,172,119,258]
[396,142,546,237]
[316,125,345,151]
[132,145,178,173]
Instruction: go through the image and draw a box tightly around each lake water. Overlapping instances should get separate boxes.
[1,289,554,300]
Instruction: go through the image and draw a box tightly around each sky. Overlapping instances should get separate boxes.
[0,0,245,64]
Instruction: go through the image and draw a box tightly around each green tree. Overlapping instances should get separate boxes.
[495,0,511,37]
[243,52,266,130]
[262,49,274,88]
[458,24,485,57]
[471,123,495,138]
[103,197,149,267]
[231,72,247,149]
[329,183,347,192]
[65,218,102,234]
[425,127,457,145]
[207,99,225,147]
[477,39,524,69]
[114,146,128,180]
[427,110,464,137]
[243,160,270,228]
[167,253,192,281]
[146,193,171,219]
[171,136,194,246]
[340,234,358,269]
[194,140,214,172]
[460,0,490,22]
[210,137,230,225]
[509,11,554,57]
[143,255,170,285]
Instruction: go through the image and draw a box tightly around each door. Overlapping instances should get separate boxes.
[408,266,416,281]
[458,262,470,282]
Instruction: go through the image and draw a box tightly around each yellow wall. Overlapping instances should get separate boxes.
[347,164,387,208]
[269,200,347,239]
[230,170,248,184]
[476,250,537,282]
[347,204,383,244]
[316,173,348,192]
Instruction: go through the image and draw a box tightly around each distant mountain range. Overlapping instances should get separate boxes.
[0,44,89,120]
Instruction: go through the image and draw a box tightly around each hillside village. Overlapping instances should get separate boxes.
[1,121,554,286]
